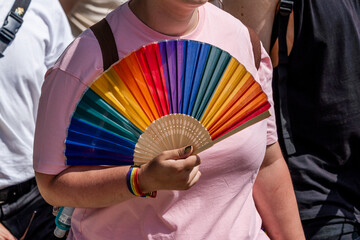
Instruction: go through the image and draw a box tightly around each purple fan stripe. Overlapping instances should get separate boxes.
[165,41,178,113]
[176,40,184,113]
[158,42,173,113]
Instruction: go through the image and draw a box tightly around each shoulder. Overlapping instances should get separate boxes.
[199,3,258,74]
[50,29,103,86]
[204,2,247,27]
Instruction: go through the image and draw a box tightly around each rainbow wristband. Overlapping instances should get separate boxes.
[126,166,157,198]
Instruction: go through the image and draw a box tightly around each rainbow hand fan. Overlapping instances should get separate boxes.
[65,39,271,166]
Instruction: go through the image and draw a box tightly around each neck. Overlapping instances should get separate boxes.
[129,0,201,36]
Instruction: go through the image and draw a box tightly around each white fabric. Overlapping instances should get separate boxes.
[68,0,127,36]
[0,0,73,189]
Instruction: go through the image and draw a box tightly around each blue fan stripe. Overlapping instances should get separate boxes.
[65,144,134,160]
[65,140,134,157]
[66,130,135,153]
[185,42,210,115]
[67,118,136,149]
[181,40,201,114]
[66,156,134,166]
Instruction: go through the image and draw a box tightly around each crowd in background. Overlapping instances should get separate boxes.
[0,0,359,239]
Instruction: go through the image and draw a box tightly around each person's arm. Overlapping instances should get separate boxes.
[35,146,201,208]
[253,142,305,240]
[222,0,279,53]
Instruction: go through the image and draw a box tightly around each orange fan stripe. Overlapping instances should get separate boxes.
[210,94,269,139]
[113,53,159,122]
[211,102,271,141]
[208,82,266,136]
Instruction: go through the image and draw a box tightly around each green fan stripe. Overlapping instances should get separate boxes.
[191,46,231,119]
[73,89,142,142]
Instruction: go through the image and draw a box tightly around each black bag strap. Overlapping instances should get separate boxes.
[90,18,119,71]
[272,0,296,156]
[0,0,31,58]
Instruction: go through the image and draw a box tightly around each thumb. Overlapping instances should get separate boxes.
[180,145,193,158]
[158,145,193,161]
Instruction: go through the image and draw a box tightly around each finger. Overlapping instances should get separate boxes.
[158,145,193,161]
[180,154,201,170]
[187,168,202,188]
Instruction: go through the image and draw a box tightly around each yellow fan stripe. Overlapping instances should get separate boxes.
[201,58,248,128]
[205,73,253,130]
[208,82,266,135]
[90,68,150,131]
[210,93,268,137]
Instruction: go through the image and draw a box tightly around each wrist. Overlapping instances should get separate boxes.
[126,166,157,198]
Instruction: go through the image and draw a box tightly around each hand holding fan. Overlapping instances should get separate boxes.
[65,39,271,166]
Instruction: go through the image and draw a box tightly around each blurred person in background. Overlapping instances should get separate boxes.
[0,0,73,239]
[211,0,277,53]
[60,0,127,36]
[222,0,360,239]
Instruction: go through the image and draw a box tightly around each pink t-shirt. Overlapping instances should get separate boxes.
[34,2,276,239]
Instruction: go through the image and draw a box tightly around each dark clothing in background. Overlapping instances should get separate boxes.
[272,0,360,239]
[0,184,62,239]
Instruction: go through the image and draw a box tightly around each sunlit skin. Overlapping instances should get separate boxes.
[129,0,208,36]
[222,0,278,52]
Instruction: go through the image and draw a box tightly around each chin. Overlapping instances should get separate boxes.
[183,0,209,5]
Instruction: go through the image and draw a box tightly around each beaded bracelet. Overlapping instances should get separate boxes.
[126,166,157,198]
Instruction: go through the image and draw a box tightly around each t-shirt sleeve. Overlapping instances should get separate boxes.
[256,45,278,146]
[33,68,88,175]
[33,30,104,175]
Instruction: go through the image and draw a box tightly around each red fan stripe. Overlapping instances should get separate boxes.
[137,44,170,117]
[154,44,170,115]
[113,53,159,122]
[136,47,164,116]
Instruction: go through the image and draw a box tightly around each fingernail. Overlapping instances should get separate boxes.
[184,145,192,154]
